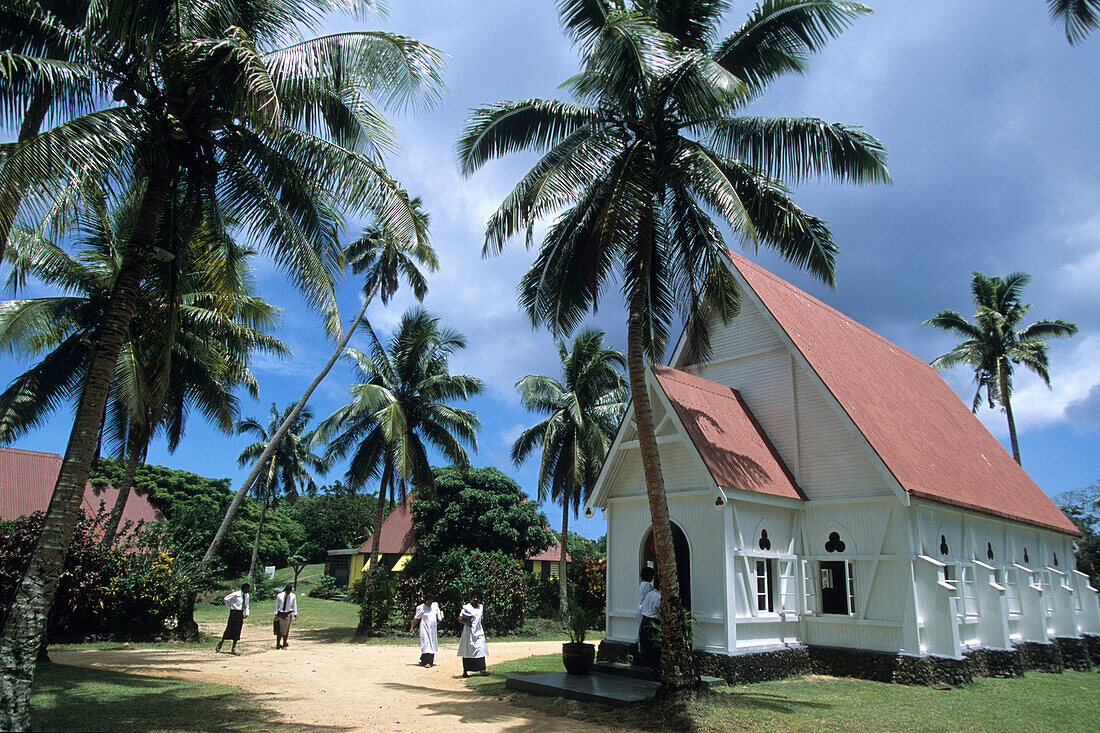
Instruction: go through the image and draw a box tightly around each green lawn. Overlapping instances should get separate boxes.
[31,662,302,732]
[467,654,1100,732]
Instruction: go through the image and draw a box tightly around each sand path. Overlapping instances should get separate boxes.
[50,622,616,732]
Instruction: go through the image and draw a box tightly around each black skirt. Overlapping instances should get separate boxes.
[420,652,435,666]
[462,656,486,672]
[222,609,245,641]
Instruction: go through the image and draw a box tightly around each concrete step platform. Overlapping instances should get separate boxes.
[592,661,724,688]
[505,671,658,706]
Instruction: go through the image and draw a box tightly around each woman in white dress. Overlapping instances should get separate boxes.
[457,590,489,677]
[409,591,444,667]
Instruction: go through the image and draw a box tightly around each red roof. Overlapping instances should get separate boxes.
[0,446,164,526]
[653,364,806,501]
[358,495,417,555]
[358,494,571,561]
[723,253,1080,536]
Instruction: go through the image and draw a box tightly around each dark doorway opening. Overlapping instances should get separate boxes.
[642,523,691,611]
[820,560,850,615]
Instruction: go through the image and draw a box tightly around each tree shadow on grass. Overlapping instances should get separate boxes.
[31,662,350,733]
[378,681,572,732]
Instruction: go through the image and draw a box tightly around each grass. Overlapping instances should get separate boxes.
[30,662,317,732]
[466,654,1100,732]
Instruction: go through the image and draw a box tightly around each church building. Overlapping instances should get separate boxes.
[589,253,1100,684]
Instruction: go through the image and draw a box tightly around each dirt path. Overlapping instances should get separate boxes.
[51,622,616,732]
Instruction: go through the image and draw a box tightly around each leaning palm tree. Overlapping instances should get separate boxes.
[0,2,442,726]
[1048,0,1100,43]
[201,198,436,566]
[457,0,888,693]
[511,328,627,619]
[315,308,482,636]
[0,189,288,549]
[236,403,326,579]
[924,271,1077,465]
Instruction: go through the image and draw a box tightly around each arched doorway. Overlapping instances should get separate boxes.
[642,523,691,611]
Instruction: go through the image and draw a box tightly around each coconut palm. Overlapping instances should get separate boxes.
[457,0,888,692]
[0,190,288,549]
[511,328,627,619]
[236,403,327,579]
[1048,0,1100,43]
[201,198,436,567]
[0,1,442,725]
[315,308,482,636]
[924,271,1077,465]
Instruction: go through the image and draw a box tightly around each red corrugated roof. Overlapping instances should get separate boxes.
[358,494,571,561]
[653,364,806,501]
[725,253,1080,536]
[0,446,164,526]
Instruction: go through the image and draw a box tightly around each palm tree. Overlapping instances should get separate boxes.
[1048,0,1100,43]
[200,198,437,567]
[924,271,1077,465]
[457,0,888,693]
[0,2,442,726]
[236,403,326,579]
[315,308,482,636]
[511,328,626,619]
[0,190,288,549]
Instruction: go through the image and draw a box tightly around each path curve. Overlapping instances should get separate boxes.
[51,624,617,732]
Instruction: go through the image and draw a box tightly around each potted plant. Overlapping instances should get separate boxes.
[561,600,595,675]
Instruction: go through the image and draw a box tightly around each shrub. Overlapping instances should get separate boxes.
[355,566,400,632]
[397,549,529,635]
[574,557,606,630]
[308,573,345,600]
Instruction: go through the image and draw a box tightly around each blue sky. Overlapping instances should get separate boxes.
[3,1,1099,541]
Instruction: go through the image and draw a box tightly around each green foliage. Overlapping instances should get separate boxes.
[308,574,346,600]
[1056,483,1100,586]
[0,510,212,641]
[556,532,605,565]
[398,549,529,635]
[355,566,400,631]
[574,557,607,630]
[287,489,379,562]
[565,598,588,644]
[412,466,554,560]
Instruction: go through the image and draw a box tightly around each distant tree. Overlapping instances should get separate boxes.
[1048,0,1100,43]
[556,532,605,566]
[511,328,626,617]
[1055,483,1099,586]
[924,271,1077,465]
[315,309,482,635]
[411,466,554,561]
[287,490,381,563]
[235,404,326,578]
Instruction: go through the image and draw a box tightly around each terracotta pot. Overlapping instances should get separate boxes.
[562,642,595,675]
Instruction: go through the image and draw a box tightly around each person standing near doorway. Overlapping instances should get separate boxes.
[457,590,489,677]
[636,566,655,653]
[638,582,661,672]
[410,591,443,666]
[273,584,297,649]
[215,583,250,655]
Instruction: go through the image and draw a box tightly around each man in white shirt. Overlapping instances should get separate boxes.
[215,582,250,655]
[273,585,297,649]
[638,584,661,672]
[636,566,655,656]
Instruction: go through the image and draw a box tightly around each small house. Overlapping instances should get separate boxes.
[587,253,1100,684]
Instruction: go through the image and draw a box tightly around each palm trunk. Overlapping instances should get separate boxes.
[0,164,173,731]
[626,211,696,695]
[0,86,51,264]
[999,367,1021,465]
[558,497,569,619]
[358,466,392,637]
[201,280,380,568]
[100,429,150,549]
[247,467,276,580]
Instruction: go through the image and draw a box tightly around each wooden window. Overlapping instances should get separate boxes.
[755,559,774,612]
[1040,571,1054,615]
[778,560,798,613]
[1003,569,1022,615]
[958,565,978,617]
[801,560,817,615]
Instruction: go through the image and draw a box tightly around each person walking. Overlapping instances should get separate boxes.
[215,582,251,655]
[457,590,488,677]
[273,584,297,649]
[638,582,661,672]
[410,591,443,667]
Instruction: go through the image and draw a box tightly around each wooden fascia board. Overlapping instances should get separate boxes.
[585,398,635,513]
